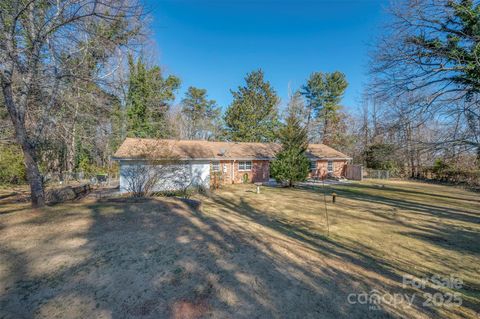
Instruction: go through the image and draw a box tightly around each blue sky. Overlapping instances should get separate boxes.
[144,0,388,113]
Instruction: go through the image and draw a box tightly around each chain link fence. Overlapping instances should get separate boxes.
[364,169,390,179]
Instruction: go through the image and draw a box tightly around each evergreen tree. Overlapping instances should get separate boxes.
[148,66,181,137]
[181,86,221,140]
[270,112,310,187]
[224,70,280,142]
[301,71,348,144]
[126,55,180,138]
[126,54,149,137]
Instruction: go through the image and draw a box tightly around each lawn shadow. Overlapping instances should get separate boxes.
[324,183,480,255]
[350,182,480,204]
[0,196,390,318]
[208,195,446,318]
[1,186,478,319]
[296,183,480,311]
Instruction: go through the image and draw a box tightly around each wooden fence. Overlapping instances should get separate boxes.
[345,164,363,180]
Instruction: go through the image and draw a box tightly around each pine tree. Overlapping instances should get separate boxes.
[126,55,180,138]
[301,71,348,144]
[270,112,310,187]
[126,54,149,137]
[224,70,280,142]
[148,66,180,138]
[181,86,221,140]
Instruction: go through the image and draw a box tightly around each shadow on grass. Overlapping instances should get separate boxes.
[208,195,447,318]
[0,197,392,319]
[348,182,480,203]
[296,183,480,308]
[322,184,480,254]
[1,188,478,318]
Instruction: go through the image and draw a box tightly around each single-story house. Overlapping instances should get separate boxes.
[113,138,352,193]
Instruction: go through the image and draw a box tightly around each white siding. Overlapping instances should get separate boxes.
[119,160,210,193]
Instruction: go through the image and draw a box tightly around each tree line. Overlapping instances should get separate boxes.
[362,0,480,181]
[1,0,479,207]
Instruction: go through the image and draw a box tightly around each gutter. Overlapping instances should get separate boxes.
[113,156,352,161]
[311,157,353,161]
[112,157,275,161]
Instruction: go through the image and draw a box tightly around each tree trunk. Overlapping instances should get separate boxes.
[21,142,45,207]
[306,106,313,140]
[323,117,329,145]
[1,78,45,207]
[477,146,480,169]
[67,91,79,173]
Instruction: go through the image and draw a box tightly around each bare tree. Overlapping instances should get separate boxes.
[371,0,480,160]
[0,0,144,206]
[121,163,174,197]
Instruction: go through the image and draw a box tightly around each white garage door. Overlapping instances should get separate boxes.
[119,160,210,193]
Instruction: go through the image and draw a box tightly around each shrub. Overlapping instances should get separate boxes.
[0,144,26,185]
[420,165,480,188]
[363,143,399,171]
[432,158,450,174]
[211,171,222,190]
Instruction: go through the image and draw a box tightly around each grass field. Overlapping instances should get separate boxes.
[0,180,479,318]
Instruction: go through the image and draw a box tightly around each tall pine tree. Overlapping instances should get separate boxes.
[301,71,348,144]
[181,86,221,140]
[126,55,180,138]
[224,70,280,142]
[270,111,310,187]
[126,55,149,137]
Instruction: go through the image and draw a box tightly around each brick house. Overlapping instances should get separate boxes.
[113,138,351,192]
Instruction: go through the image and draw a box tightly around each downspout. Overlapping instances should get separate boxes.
[232,160,236,184]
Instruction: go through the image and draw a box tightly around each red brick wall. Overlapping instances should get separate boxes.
[233,160,270,184]
[210,160,233,185]
[210,160,270,185]
[309,160,347,179]
[211,159,346,185]
[247,160,270,183]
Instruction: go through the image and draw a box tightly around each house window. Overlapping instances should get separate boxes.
[211,161,220,172]
[238,161,252,171]
[310,161,317,171]
[327,160,334,173]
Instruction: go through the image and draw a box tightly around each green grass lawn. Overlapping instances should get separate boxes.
[0,179,479,318]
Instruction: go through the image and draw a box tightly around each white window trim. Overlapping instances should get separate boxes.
[238,161,252,171]
[211,161,220,172]
[327,160,334,173]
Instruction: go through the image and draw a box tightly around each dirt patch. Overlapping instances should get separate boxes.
[170,299,210,319]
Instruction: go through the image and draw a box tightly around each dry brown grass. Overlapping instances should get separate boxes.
[0,179,479,318]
